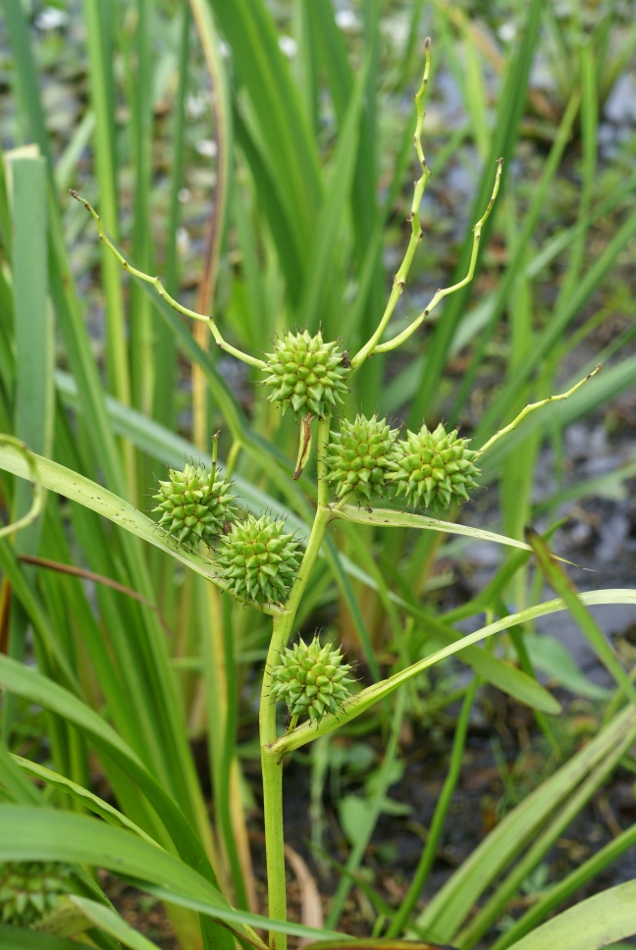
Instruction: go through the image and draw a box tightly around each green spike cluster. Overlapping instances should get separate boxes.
[152,462,238,548]
[0,861,74,927]
[215,514,301,606]
[389,422,480,509]
[263,329,350,417]
[326,414,397,502]
[270,635,356,724]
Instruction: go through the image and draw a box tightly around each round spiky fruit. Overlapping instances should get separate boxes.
[0,861,74,927]
[270,636,356,724]
[326,414,398,502]
[263,329,349,418]
[389,422,480,510]
[153,462,238,548]
[215,514,301,606]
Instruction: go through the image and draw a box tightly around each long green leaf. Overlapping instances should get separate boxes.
[0,806,347,944]
[69,896,161,950]
[505,880,636,950]
[333,505,548,555]
[527,528,636,706]
[0,656,229,910]
[208,0,320,262]
[13,756,160,847]
[0,928,80,950]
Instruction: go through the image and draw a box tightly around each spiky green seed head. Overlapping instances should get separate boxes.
[389,422,480,510]
[263,330,349,418]
[215,514,301,606]
[0,861,74,927]
[270,636,356,723]
[326,414,398,502]
[152,462,238,548]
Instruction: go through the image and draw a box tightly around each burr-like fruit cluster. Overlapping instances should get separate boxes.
[216,514,301,606]
[263,330,349,418]
[326,413,397,502]
[269,636,356,723]
[152,462,237,548]
[389,422,480,509]
[0,861,74,927]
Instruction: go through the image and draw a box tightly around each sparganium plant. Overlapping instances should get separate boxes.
[0,33,603,950]
[64,38,602,943]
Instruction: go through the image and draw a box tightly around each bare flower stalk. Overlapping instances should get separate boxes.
[373,156,503,355]
[476,364,601,458]
[69,190,266,371]
[350,38,432,372]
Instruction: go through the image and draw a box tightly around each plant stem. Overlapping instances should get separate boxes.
[351,38,431,372]
[259,418,333,949]
[476,363,601,457]
[373,157,503,356]
[386,675,478,936]
[69,190,266,370]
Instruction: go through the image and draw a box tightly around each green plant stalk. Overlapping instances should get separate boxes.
[350,39,431,371]
[386,674,479,937]
[373,156,503,356]
[69,191,265,371]
[259,418,333,949]
[326,685,407,930]
[476,365,601,457]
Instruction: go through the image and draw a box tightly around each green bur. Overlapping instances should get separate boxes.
[263,329,349,418]
[0,861,74,927]
[326,414,398,502]
[152,461,237,548]
[390,422,480,510]
[270,636,356,724]
[215,514,301,607]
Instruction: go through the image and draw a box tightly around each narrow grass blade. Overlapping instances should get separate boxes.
[9,153,52,482]
[4,151,52,737]
[299,63,366,333]
[493,821,636,949]
[123,0,155,417]
[157,3,190,427]
[0,655,229,912]
[13,755,160,846]
[208,0,320,260]
[527,528,636,706]
[333,505,567,558]
[82,0,131,413]
[69,896,162,950]
[412,705,636,942]
[0,806,234,948]
[0,807,349,944]
[504,880,636,950]
[456,715,636,948]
